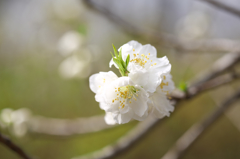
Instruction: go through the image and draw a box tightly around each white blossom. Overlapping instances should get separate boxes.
[110,40,171,93]
[90,40,175,125]
[90,75,149,124]
[149,73,175,118]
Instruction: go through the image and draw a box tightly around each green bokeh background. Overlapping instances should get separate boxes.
[0,0,240,159]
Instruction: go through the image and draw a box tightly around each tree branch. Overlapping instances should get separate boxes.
[200,0,240,19]
[161,89,240,159]
[72,117,161,159]
[71,50,240,159]
[189,52,240,87]
[0,132,32,159]
[29,115,114,136]
[83,0,240,53]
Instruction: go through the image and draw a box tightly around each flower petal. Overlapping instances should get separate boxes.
[104,112,117,125]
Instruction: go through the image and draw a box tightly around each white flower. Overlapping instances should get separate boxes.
[149,73,175,118]
[90,41,175,124]
[89,71,118,103]
[110,41,171,93]
[95,77,149,124]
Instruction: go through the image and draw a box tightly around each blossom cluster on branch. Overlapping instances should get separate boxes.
[89,41,175,124]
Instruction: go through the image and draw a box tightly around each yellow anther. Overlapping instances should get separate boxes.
[134,98,137,101]
[115,90,117,92]
[151,60,152,62]
[112,100,114,103]
[141,54,144,57]
[133,54,136,57]
[133,49,135,51]
[163,76,166,80]
[147,58,149,60]
[160,82,169,89]
[154,63,157,65]
[151,64,153,66]
[148,53,150,55]
[136,94,138,96]
[129,101,132,103]
[99,86,101,88]
[145,61,147,63]
[145,56,148,58]
[137,54,139,55]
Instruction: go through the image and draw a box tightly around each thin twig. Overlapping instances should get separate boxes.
[0,132,32,159]
[161,89,240,159]
[72,117,161,159]
[83,0,240,53]
[200,0,240,19]
[71,50,240,159]
[185,72,240,99]
[29,115,114,136]
[189,52,240,89]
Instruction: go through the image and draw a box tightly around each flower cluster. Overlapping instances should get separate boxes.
[89,41,175,125]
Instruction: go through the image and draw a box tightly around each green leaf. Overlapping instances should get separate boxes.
[110,51,114,58]
[112,44,118,57]
[119,47,122,59]
[113,58,121,67]
[125,54,130,67]
[178,81,188,92]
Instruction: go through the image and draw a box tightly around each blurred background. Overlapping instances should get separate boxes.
[0,0,240,159]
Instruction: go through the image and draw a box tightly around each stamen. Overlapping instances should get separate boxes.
[133,49,135,51]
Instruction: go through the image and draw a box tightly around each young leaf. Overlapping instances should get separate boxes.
[178,81,188,92]
[119,47,122,59]
[112,44,118,57]
[110,51,114,58]
[125,54,130,67]
[113,58,121,68]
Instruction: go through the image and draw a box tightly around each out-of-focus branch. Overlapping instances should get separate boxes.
[189,52,240,87]
[161,89,240,159]
[171,52,240,100]
[72,117,161,159]
[171,72,240,100]
[200,0,240,19]
[72,51,240,159]
[83,0,240,53]
[186,72,240,99]
[0,132,32,159]
[28,115,113,136]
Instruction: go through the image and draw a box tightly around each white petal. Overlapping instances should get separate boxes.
[132,110,148,121]
[150,88,174,118]
[127,40,142,52]
[160,73,175,93]
[139,44,157,57]
[129,87,148,116]
[109,58,119,68]
[118,44,133,62]
[89,71,118,93]
[115,110,133,124]
[104,112,117,125]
